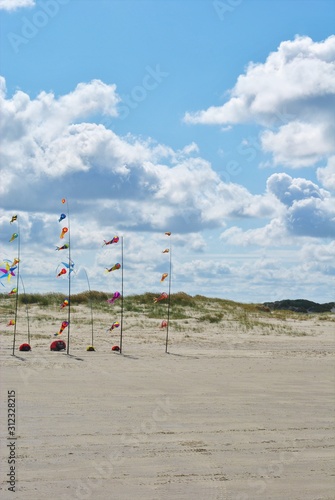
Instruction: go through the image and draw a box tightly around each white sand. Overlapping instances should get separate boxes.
[1,303,334,499]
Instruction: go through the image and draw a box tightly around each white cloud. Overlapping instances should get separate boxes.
[317,155,335,190]
[266,173,335,239]
[1,75,334,302]
[286,197,335,238]
[261,121,335,168]
[3,75,332,245]
[0,79,120,190]
[220,173,335,245]
[184,35,335,168]
[0,0,34,10]
[220,218,288,247]
[266,173,326,206]
[302,240,335,264]
[173,248,332,303]
[0,76,282,234]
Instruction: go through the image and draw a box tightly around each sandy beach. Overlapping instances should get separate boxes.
[1,301,334,499]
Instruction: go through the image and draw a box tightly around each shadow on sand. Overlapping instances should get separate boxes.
[166,352,199,359]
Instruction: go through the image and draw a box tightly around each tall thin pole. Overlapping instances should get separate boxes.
[165,236,172,354]
[60,198,72,355]
[20,275,31,345]
[12,217,20,356]
[66,199,71,355]
[83,268,94,348]
[119,236,124,354]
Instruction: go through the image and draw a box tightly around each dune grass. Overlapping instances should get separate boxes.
[0,291,333,338]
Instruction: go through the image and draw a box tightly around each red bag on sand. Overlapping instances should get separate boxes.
[50,340,66,351]
[111,345,120,351]
[19,343,31,351]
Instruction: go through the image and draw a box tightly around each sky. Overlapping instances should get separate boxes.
[0,0,334,303]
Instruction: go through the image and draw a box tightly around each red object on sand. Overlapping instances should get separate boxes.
[19,343,31,351]
[50,340,66,351]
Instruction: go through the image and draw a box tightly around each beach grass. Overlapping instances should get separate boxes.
[0,292,333,339]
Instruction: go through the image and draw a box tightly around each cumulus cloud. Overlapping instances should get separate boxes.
[302,240,335,265]
[267,173,335,238]
[261,121,335,167]
[3,74,332,243]
[184,35,335,168]
[2,76,333,243]
[0,78,120,191]
[1,75,334,302]
[221,173,335,246]
[317,155,335,190]
[0,76,282,233]
[266,173,326,206]
[174,248,332,303]
[0,0,34,10]
[288,199,335,238]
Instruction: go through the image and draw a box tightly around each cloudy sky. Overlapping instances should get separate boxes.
[0,0,334,303]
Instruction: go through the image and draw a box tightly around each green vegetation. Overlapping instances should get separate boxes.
[0,290,110,307]
[264,299,335,313]
[0,292,333,338]
[198,312,224,323]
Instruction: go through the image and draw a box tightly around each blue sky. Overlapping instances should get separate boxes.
[0,0,334,303]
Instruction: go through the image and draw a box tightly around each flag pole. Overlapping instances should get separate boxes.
[12,216,20,356]
[61,198,71,355]
[119,236,124,354]
[20,275,31,345]
[83,268,94,350]
[165,234,172,354]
